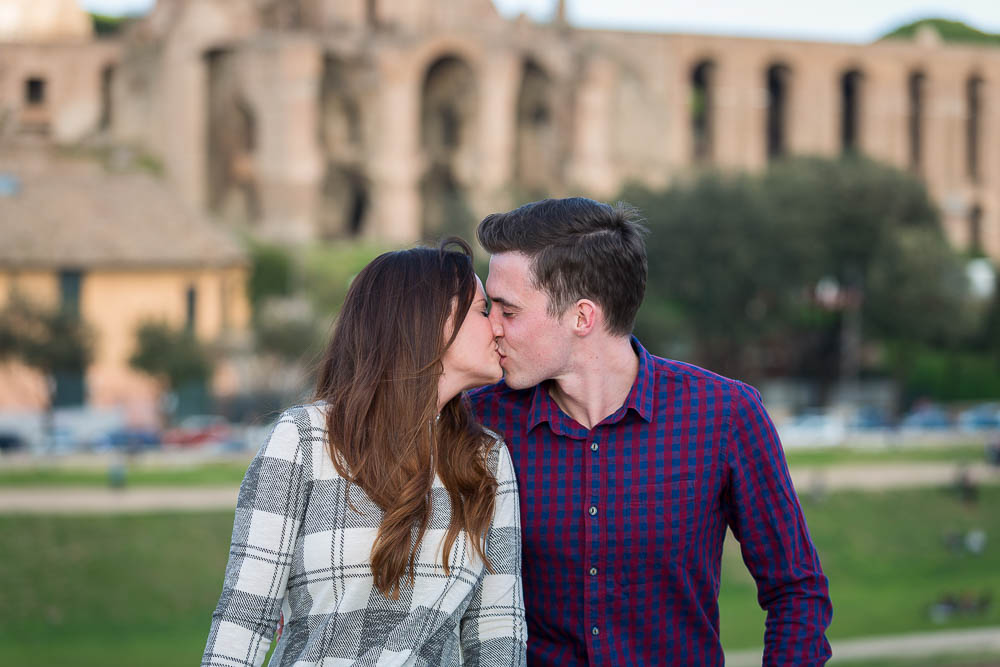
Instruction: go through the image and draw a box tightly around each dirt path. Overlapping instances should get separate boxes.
[726,626,1000,665]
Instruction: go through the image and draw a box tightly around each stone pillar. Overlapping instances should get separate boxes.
[567,56,615,198]
[471,48,519,218]
[249,38,323,242]
[367,47,422,244]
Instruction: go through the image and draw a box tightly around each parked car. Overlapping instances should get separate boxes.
[900,404,953,431]
[957,403,1000,433]
[92,426,162,452]
[848,405,892,432]
[162,415,233,447]
[0,430,26,453]
[778,410,847,447]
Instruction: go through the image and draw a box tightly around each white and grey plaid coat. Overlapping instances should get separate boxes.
[202,403,527,667]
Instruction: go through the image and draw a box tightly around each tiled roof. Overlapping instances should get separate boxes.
[0,155,247,269]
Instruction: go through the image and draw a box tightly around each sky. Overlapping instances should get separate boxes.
[81,0,1000,44]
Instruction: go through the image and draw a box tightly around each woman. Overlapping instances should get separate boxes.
[202,239,526,667]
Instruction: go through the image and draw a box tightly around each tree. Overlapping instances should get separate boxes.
[0,295,95,405]
[623,155,974,390]
[129,321,214,418]
[625,170,819,379]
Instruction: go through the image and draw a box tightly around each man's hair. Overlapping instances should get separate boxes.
[477,197,648,336]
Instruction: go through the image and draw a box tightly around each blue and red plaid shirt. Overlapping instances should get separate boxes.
[468,338,832,666]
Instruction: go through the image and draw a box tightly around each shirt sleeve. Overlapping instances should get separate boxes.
[723,383,833,666]
[202,408,312,667]
[460,439,528,666]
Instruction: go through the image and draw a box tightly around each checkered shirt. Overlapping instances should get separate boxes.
[468,338,832,666]
[202,403,527,667]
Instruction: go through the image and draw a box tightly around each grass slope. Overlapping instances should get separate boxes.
[0,486,997,663]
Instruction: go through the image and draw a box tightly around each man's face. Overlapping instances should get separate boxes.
[485,252,573,389]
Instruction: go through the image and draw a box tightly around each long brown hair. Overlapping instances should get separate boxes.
[313,238,498,598]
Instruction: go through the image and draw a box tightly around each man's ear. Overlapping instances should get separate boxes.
[572,299,599,336]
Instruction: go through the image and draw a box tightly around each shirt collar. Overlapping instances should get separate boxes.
[526,336,654,436]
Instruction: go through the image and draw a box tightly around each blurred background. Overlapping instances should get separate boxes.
[1,0,999,664]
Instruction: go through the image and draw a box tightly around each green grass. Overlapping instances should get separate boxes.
[718,485,1000,649]
[838,654,1000,666]
[0,443,988,488]
[0,461,251,487]
[782,443,990,468]
[0,486,997,663]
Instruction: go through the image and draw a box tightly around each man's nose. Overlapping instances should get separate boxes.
[489,309,504,337]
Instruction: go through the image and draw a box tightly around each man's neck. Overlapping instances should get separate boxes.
[547,336,639,430]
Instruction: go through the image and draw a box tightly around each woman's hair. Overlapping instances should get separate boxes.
[313,237,497,599]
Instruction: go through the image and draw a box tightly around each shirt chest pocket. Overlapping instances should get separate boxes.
[624,478,699,546]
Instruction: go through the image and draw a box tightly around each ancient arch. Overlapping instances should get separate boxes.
[420,54,477,238]
[840,68,864,153]
[318,166,369,239]
[514,58,561,198]
[907,70,926,172]
[966,74,983,182]
[765,62,792,160]
[690,59,716,163]
[205,48,260,222]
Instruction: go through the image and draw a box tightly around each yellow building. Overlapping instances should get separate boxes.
[0,151,250,413]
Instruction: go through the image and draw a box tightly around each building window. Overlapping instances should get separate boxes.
[967,76,982,183]
[25,78,46,106]
[58,270,82,319]
[691,60,715,163]
[969,204,983,254]
[840,69,863,153]
[766,64,791,160]
[186,285,197,332]
[908,71,925,173]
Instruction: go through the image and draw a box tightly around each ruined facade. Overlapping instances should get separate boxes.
[2,0,999,258]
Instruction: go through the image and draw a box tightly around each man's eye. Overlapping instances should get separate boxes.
[502,311,514,318]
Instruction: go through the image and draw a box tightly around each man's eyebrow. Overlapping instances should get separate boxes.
[488,296,519,309]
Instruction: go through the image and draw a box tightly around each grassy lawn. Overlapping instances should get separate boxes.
[1,486,997,664]
[718,485,1000,650]
[0,461,252,487]
[0,442,990,488]
[782,442,990,467]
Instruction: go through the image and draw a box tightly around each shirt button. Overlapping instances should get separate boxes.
[588,505,597,516]
[591,626,600,636]
[590,442,598,452]
[589,567,598,576]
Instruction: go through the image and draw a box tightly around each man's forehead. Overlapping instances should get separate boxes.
[486,253,532,294]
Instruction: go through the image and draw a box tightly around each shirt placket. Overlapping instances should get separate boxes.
[584,427,603,661]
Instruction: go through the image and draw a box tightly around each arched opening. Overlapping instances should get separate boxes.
[766,63,791,160]
[420,55,476,238]
[205,49,260,223]
[320,55,362,153]
[967,75,983,183]
[514,59,559,198]
[318,166,368,239]
[840,69,863,153]
[691,60,715,163]
[969,204,983,254]
[421,164,473,239]
[908,71,925,173]
[99,64,115,131]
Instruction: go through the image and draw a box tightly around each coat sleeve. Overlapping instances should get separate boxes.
[723,383,833,666]
[460,439,528,666]
[202,408,313,667]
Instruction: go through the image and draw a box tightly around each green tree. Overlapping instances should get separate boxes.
[625,171,818,379]
[129,321,214,418]
[0,295,95,405]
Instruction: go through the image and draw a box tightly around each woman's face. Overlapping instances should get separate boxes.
[441,277,503,394]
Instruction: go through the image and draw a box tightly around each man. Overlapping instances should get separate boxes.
[468,197,832,666]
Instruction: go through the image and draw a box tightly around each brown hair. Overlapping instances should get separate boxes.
[477,197,648,336]
[313,238,497,598]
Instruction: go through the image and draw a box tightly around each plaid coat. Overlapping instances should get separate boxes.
[202,403,527,667]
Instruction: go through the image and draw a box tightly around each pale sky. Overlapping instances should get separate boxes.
[81,0,1000,44]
